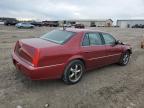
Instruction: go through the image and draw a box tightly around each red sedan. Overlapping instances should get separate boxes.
[12,28,132,84]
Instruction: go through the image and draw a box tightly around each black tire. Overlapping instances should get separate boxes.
[63,60,85,84]
[119,51,130,66]
[18,26,22,29]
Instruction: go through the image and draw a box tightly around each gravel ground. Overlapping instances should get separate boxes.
[0,25,144,108]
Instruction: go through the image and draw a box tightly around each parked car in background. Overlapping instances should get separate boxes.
[64,24,72,27]
[75,24,85,28]
[90,24,96,27]
[31,21,42,27]
[16,22,35,28]
[0,21,4,25]
[4,18,18,26]
[12,28,132,84]
[42,21,59,27]
[132,24,144,28]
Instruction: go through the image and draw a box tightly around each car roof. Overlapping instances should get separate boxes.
[59,28,108,34]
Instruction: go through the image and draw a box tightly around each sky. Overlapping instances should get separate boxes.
[0,0,144,22]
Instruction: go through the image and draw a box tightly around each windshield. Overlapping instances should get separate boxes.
[40,30,75,44]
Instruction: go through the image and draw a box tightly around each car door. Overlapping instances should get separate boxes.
[80,32,106,70]
[101,33,122,64]
[22,23,26,27]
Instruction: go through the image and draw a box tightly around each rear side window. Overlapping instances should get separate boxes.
[82,34,90,46]
[102,33,116,45]
[82,33,103,46]
[40,30,75,44]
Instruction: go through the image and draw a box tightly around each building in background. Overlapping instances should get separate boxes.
[117,20,144,28]
[59,19,113,27]
[0,17,113,27]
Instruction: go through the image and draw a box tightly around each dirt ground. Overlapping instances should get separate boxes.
[0,25,144,108]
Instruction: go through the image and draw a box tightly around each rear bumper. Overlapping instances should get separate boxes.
[12,52,65,80]
[130,48,132,54]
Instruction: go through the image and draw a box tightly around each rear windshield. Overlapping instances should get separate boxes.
[40,30,75,44]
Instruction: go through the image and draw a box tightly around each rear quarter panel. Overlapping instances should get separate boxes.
[38,32,84,76]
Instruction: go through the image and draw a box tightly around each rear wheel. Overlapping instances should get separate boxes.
[18,26,22,29]
[119,51,130,66]
[63,60,85,84]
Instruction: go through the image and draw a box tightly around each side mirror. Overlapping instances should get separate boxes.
[115,40,122,45]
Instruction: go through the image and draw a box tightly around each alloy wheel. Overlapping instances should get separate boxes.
[68,64,83,82]
[123,53,130,65]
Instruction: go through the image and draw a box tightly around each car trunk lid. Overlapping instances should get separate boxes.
[14,38,59,66]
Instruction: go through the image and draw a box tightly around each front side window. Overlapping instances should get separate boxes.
[40,30,75,44]
[82,33,103,46]
[102,33,116,45]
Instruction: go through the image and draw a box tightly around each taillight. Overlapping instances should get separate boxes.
[32,48,40,67]
[14,41,19,52]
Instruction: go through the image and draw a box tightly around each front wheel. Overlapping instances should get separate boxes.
[63,60,85,84]
[31,26,34,28]
[119,51,130,66]
[18,26,22,29]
